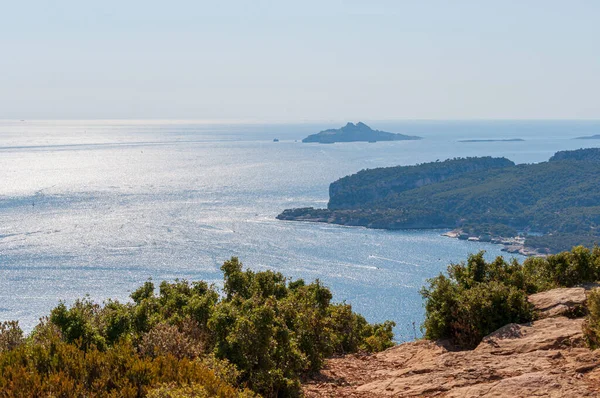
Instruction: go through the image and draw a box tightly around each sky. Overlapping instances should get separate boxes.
[1,0,599,121]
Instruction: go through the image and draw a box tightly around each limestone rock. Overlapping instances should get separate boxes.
[303,287,600,397]
[529,287,586,318]
[529,284,599,318]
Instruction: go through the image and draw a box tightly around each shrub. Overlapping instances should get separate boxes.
[147,383,258,398]
[326,303,395,354]
[139,322,202,359]
[200,354,243,387]
[447,281,532,347]
[0,337,244,397]
[0,321,23,353]
[527,246,600,288]
[422,247,600,348]
[583,288,600,349]
[49,297,107,350]
[17,257,393,398]
[205,258,394,397]
[421,252,535,348]
[147,384,211,398]
[99,299,133,345]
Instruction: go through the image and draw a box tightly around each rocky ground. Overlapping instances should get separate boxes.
[303,286,600,397]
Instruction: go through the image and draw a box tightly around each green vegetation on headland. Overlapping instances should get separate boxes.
[277,148,600,254]
[421,246,600,349]
[301,122,422,143]
[0,258,394,398]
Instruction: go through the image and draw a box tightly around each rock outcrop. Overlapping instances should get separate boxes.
[528,284,599,319]
[303,287,600,397]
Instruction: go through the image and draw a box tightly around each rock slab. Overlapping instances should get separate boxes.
[303,287,600,397]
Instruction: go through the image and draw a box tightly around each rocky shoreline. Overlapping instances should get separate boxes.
[441,229,546,257]
[277,208,547,257]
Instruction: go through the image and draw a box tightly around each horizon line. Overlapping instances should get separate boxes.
[2,118,600,124]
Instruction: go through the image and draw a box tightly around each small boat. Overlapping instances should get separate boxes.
[273,138,279,142]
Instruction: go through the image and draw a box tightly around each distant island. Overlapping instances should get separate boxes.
[302,122,422,143]
[278,148,600,255]
[575,135,600,140]
[459,138,525,143]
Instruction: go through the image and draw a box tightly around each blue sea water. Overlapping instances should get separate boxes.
[1,119,599,339]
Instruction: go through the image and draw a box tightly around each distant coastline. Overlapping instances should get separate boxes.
[575,134,600,140]
[458,138,525,143]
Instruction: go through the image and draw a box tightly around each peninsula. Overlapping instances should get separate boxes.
[278,148,600,255]
[302,122,422,143]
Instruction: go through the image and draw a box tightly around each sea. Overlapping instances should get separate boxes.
[1,119,599,340]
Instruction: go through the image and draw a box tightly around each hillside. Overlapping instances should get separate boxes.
[278,148,600,254]
[327,157,514,210]
[302,122,422,143]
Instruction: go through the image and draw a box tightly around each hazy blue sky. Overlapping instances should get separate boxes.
[1,0,599,121]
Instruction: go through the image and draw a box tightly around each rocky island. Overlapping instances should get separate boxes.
[278,148,600,255]
[302,122,422,143]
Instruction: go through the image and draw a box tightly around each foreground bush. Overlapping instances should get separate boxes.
[421,253,534,347]
[0,333,249,397]
[583,288,600,348]
[0,321,24,353]
[422,246,600,348]
[522,245,600,289]
[0,257,394,398]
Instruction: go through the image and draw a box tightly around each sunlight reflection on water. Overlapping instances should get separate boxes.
[2,120,598,339]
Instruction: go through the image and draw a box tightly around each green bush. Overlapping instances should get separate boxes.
[0,333,246,397]
[0,321,24,353]
[1,257,394,398]
[447,281,531,348]
[147,383,257,398]
[421,252,535,348]
[206,258,395,396]
[583,288,600,349]
[422,247,600,348]
[49,297,108,350]
[522,245,600,288]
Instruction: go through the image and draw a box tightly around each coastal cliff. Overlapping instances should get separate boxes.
[278,148,600,254]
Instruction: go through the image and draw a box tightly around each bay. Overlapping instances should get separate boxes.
[1,119,598,339]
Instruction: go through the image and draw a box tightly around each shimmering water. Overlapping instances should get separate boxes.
[1,120,599,339]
